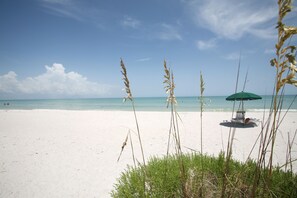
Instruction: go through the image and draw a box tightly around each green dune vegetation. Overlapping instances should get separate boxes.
[111,154,297,197]
[112,0,297,197]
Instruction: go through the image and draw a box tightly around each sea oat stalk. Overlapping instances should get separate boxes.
[199,71,205,155]
[120,58,147,195]
[268,0,297,175]
[120,58,146,166]
[163,60,187,197]
[251,0,297,196]
[117,132,129,162]
[199,71,205,197]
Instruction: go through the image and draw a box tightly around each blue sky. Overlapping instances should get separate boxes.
[0,0,296,99]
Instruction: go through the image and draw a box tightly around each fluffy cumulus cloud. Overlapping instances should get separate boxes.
[0,63,111,98]
[0,71,19,93]
[184,0,277,40]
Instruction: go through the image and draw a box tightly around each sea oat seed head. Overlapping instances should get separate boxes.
[120,58,133,101]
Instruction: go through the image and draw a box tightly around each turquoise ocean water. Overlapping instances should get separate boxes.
[0,96,296,112]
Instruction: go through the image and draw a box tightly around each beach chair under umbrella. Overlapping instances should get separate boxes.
[226,91,262,125]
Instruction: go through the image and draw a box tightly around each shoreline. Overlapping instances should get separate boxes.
[1,95,296,112]
[1,108,297,112]
[1,110,296,197]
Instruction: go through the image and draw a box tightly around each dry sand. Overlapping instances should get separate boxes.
[0,110,296,197]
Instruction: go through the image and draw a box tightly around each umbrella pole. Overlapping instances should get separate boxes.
[239,100,244,112]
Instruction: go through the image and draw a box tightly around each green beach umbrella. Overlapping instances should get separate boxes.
[226,91,262,101]
[226,91,262,112]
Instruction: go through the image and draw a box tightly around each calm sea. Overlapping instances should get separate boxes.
[0,96,296,112]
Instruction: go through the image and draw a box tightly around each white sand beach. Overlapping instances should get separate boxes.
[0,110,296,197]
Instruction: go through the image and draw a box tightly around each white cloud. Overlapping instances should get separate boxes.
[42,0,72,5]
[121,16,141,29]
[41,0,83,21]
[125,22,183,42]
[0,71,19,93]
[248,27,276,39]
[223,50,256,60]
[155,23,182,41]
[40,0,107,29]
[0,63,111,98]
[184,0,277,40]
[223,52,241,60]
[136,57,151,62]
[196,38,217,50]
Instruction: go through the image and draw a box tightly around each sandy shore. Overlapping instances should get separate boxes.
[0,110,296,197]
